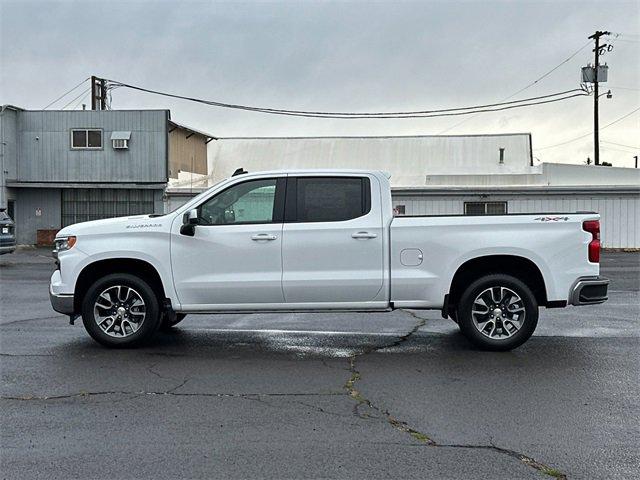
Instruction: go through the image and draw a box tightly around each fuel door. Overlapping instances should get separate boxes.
[400,248,423,266]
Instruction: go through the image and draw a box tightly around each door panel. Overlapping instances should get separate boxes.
[171,223,284,306]
[282,176,384,303]
[171,177,285,308]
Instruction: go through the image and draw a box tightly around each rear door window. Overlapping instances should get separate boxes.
[288,177,370,223]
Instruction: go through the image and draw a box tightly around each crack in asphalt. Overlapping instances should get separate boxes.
[343,309,567,480]
[1,309,566,478]
[0,391,345,401]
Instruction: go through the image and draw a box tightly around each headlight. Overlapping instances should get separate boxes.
[54,236,77,254]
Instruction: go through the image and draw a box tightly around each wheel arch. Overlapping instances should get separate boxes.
[447,255,549,312]
[74,258,167,314]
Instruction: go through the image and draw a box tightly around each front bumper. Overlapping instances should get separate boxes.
[0,244,16,254]
[50,289,75,315]
[570,276,609,306]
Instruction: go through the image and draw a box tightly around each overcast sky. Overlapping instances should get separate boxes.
[1,0,638,167]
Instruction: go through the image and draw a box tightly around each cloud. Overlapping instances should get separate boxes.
[1,0,638,167]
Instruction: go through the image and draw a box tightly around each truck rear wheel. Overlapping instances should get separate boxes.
[457,274,538,351]
[81,273,161,348]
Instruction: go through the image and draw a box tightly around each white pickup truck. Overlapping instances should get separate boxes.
[50,169,608,350]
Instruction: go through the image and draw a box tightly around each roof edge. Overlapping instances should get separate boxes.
[214,133,533,140]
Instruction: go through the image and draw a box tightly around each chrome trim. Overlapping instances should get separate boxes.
[570,276,609,306]
[50,290,75,315]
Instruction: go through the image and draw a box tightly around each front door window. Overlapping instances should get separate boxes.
[198,179,277,225]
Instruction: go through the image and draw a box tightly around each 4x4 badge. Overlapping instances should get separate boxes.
[534,216,569,222]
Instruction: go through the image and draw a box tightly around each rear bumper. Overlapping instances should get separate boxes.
[570,276,609,306]
[49,288,75,315]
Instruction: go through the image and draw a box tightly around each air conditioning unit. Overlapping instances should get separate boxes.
[110,131,131,150]
[112,138,128,149]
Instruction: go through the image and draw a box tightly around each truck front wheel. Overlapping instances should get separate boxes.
[81,273,161,348]
[457,274,538,351]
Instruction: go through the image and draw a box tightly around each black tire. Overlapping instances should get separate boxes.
[81,273,161,348]
[160,312,187,331]
[457,274,538,351]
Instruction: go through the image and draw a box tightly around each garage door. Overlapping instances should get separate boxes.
[62,189,156,227]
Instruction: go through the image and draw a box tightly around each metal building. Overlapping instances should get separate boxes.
[0,106,212,244]
[165,134,640,249]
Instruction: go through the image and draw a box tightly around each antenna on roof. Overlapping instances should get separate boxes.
[232,168,248,176]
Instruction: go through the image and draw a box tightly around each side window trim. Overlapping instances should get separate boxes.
[195,177,286,226]
[284,176,372,224]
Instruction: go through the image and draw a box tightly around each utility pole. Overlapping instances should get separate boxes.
[588,30,610,165]
[100,78,107,110]
[90,76,107,110]
[90,75,97,110]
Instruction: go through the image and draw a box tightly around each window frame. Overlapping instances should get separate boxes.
[463,201,508,216]
[70,128,103,150]
[284,176,372,224]
[193,177,286,226]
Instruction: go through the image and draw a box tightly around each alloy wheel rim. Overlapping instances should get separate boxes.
[93,285,146,338]
[471,286,525,339]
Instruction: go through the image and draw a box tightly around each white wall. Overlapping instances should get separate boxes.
[394,193,640,249]
[207,134,534,186]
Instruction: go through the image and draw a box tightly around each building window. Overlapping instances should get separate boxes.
[394,205,406,216]
[464,201,507,216]
[71,129,102,149]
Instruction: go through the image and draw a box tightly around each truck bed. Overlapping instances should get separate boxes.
[389,212,600,308]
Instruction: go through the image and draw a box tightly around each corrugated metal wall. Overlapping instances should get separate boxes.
[393,193,640,248]
[12,187,164,244]
[61,189,157,226]
[16,110,168,183]
[0,108,19,207]
[13,188,62,244]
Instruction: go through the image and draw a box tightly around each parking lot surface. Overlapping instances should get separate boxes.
[1,249,639,479]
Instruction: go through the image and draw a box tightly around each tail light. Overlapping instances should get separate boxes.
[583,220,600,263]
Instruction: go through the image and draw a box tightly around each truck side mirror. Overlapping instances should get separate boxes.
[180,209,199,236]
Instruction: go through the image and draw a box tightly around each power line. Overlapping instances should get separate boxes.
[437,41,592,133]
[43,77,90,109]
[534,106,640,151]
[60,87,92,110]
[104,77,586,119]
[505,41,592,99]
[609,38,640,43]
[601,140,639,149]
[600,145,639,154]
[70,90,91,110]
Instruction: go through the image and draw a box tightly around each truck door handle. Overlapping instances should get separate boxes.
[251,233,277,241]
[351,231,377,239]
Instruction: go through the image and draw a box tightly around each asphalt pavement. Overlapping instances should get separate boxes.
[1,249,638,479]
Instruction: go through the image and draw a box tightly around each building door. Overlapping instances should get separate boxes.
[61,189,156,226]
